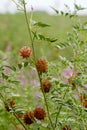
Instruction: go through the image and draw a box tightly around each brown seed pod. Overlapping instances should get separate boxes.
[19,46,32,59]
[42,79,52,93]
[36,58,48,73]
[34,107,46,120]
[23,111,34,125]
[5,99,15,112]
[62,125,71,130]
[83,100,87,108]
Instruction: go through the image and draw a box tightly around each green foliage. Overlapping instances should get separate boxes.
[34,22,50,28]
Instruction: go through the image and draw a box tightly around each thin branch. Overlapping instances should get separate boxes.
[54,85,69,128]
[12,0,23,10]
[22,1,54,129]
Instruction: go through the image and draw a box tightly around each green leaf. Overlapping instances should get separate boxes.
[11,66,16,71]
[48,38,57,42]
[0,85,9,90]
[18,64,22,69]
[38,34,45,40]
[65,13,69,16]
[8,80,19,84]
[50,6,59,14]
[32,31,38,39]
[34,22,50,28]
[1,73,8,80]
[38,34,57,43]
[32,32,57,42]
[69,14,75,18]
[5,66,16,71]
[61,11,64,15]
[74,4,85,11]
[0,66,4,71]
[24,62,28,67]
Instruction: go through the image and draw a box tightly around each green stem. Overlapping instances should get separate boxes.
[23,0,36,64]
[0,93,28,130]
[11,107,28,130]
[39,74,55,130]
[12,0,23,10]
[54,85,69,128]
[0,92,3,99]
[22,1,54,129]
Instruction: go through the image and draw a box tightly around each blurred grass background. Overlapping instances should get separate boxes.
[0,12,87,61]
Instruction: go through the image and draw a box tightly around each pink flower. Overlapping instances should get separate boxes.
[84,84,87,89]
[4,67,10,74]
[30,80,37,86]
[62,67,77,84]
[34,92,40,101]
[5,45,12,51]
[18,75,27,87]
[21,79,27,87]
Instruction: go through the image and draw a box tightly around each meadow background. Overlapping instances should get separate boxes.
[0,12,87,60]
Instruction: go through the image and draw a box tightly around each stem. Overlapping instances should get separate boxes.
[0,93,28,130]
[23,0,36,64]
[54,85,69,128]
[22,1,54,129]
[0,92,4,99]
[12,0,23,10]
[11,107,28,130]
[75,86,87,130]
[39,74,55,130]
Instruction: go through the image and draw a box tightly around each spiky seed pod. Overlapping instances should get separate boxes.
[5,99,15,112]
[36,58,48,73]
[62,125,71,130]
[23,111,34,125]
[42,79,52,93]
[19,46,32,59]
[34,107,46,120]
